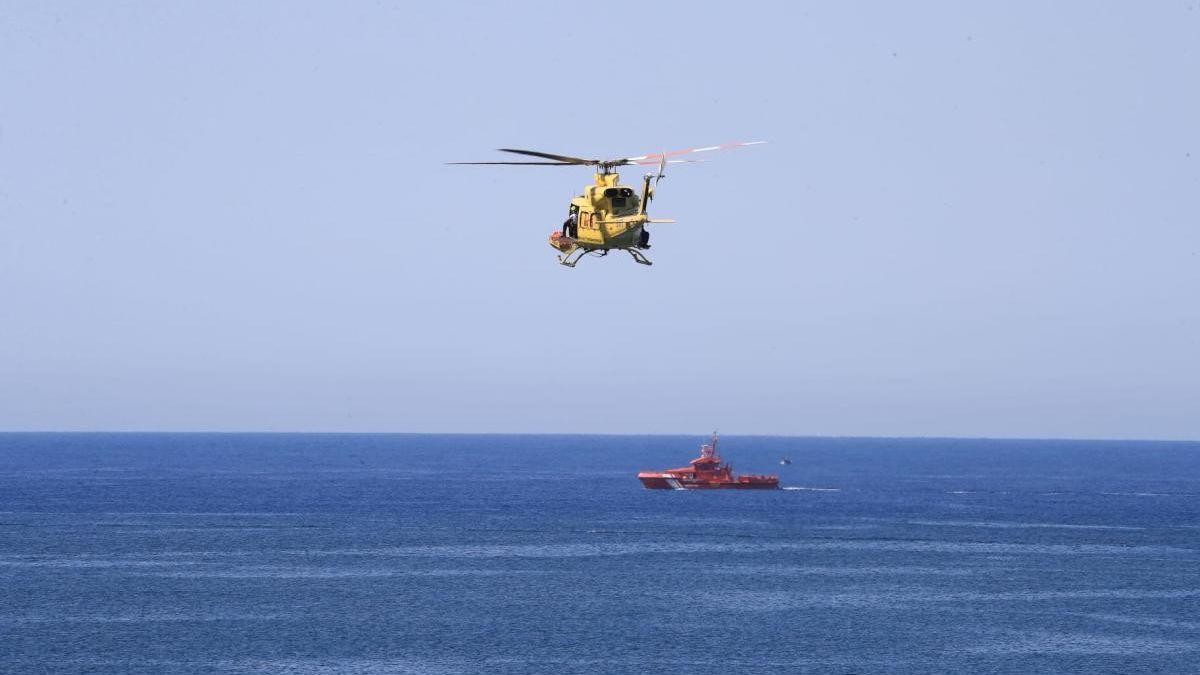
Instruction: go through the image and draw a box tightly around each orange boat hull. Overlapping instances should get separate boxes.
[638,472,779,490]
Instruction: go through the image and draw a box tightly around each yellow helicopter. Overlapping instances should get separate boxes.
[449,141,765,267]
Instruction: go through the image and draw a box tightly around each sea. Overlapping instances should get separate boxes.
[1,433,1198,674]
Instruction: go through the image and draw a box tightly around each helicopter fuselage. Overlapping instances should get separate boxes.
[550,171,656,266]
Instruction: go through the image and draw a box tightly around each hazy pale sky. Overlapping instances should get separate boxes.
[1,1,1197,439]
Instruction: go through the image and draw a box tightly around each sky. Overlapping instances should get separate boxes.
[1,1,1198,439]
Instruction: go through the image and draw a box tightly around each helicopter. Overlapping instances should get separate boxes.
[449,141,765,267]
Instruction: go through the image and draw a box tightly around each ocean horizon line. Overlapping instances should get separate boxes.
[1,430,1197,444]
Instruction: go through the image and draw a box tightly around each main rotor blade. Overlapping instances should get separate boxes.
[621,140,766,163]
[446,161,579,166]
[498,148,597,165]
[629,158,708,166]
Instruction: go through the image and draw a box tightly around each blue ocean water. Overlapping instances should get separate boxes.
[1,433,1198,674]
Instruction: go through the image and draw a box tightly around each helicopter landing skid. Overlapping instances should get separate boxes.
[557,247,652,267]
[627,248,653,266]
[556,248,588,268]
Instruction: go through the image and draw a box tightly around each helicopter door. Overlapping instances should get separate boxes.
[567,205,579,238]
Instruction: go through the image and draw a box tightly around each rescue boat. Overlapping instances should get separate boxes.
[638,433,779,490]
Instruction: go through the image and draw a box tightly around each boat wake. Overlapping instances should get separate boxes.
[782,487,840,492]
